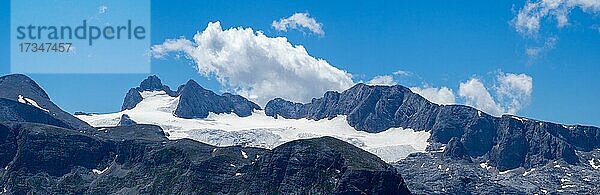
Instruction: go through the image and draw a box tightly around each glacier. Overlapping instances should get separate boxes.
[77,90,431,162]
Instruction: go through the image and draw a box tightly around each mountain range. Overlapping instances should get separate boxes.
[1,74,599,194]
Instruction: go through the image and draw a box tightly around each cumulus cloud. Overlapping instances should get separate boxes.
[152,21,353,105]
[410,86,456,105]
[495,72,533,115]
[459,78,505,116]
[459,72,533,116]
[513,0,600,35]
[367,75,397,86]
[272,12,324,36]
[363,70,533,115]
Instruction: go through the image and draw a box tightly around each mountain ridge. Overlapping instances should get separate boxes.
[121,76,261,118]
[264,83,599,170]
[0,121,410,194]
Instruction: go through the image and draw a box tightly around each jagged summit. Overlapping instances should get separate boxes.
[121,75,261,118]
[139,75,164,91]
[174,79,261,118]
[121,75,176,110]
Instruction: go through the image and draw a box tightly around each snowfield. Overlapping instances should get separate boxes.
[77,90,431,162]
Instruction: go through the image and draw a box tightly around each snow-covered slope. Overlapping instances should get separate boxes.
[77,90,431,162]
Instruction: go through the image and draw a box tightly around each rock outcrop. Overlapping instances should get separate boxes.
[174,80,260,118]
[117,114,136,126]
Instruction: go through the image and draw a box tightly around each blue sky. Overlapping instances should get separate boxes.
[10,0,150,73]
[1,0,599,126]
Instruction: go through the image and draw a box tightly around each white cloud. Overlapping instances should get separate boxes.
[410,86,456,105]
[495,72,533,115]
[151,21,353,105]
[361,69,534,116]
[459,78,505,116]
[459,72,533,116]
[272,12,324,36]
[525,37,558,58]
[367,75,397,86]
[393,70,412,77]
[514,0,600,35]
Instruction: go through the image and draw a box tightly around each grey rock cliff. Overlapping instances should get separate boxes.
[174,80,260,118]
[264,83,599,171]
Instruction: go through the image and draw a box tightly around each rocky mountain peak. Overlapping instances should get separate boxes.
[138,75,165,91]
[0,74,93,131]
[121,75,177,110]
[0,74,50,101]
[174,79,260,118]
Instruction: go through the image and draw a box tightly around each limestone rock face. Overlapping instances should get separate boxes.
[265,83,599,170]
[174,80,260,119]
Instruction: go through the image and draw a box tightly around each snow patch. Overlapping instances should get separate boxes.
[479,163,491,170]
[241,150,248,159]
[583,178,591,182]
[561,184,575,189]
[522,168,535,176]
[510,116,528,122]
[589,159,599,169]
[92,166,110,175]
[17,95,49,112]
[77,90,431,162]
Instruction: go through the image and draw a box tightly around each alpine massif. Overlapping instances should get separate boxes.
[0,74,410,194]
[1,74,599,194]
